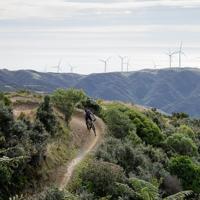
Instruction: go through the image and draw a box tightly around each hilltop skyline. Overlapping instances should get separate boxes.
[0,0,200,74]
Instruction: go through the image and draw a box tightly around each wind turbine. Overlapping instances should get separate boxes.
[176,42,185,68]
[69,64,77,73]
[99,57,110,73]
[52,59,62,73]
[119,55,127,72]
[152,61,159,69]
[166,50,176,68]
[126,58,131,72]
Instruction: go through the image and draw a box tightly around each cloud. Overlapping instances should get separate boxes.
[1,24,200,34]
[0,0,200,20]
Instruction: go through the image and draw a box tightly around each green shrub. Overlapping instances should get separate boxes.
[82,98,102,116]
[126,110,164,146]
[96,138,149,175]
[12,120,28,139]
[0,163,12,199]
[52,89,86,123]
[177,125,195,139]
[42,187,65,200]
[80,160,125,197]
[36,96,57,135]
[105,109,135,139]
[0,103,14,137]
[0,163,12,185]
[0,93,11,106]
[172,112,189,119]
[164,133,198,156]
[169,156,200,193]
[141,145,168,164]
[126,130,142,145]
[30,120,48,145]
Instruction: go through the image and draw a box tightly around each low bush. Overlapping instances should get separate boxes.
[164,133,198,156]
[169,156,200,193]
[177,124,196,139]
[36,95,57,135]
[80,160,126,198]
[104,109,135,139]
[96,138,150,175]
[0,103,14,137]
[126,109,164,146]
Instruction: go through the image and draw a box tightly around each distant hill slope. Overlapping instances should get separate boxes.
[1,68,200,117]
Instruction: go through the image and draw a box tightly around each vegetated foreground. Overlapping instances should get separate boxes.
[0,89,200,200]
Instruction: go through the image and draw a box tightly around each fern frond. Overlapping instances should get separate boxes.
[116,182,140,198]
[9,194,25,200]
[129,177,159,200]
[163,190,193,200]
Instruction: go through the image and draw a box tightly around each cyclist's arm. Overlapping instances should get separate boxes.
[92,113,96,121]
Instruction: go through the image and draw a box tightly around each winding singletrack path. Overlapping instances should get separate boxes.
[58,109,105,190]
[12,102,105,191]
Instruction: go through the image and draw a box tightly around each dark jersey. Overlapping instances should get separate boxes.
[85,109,94,121]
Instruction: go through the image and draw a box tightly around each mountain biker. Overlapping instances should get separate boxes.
[84,108,96,129]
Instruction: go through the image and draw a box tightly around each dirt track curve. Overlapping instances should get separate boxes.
[12,102,105,191]
[58,109,105,190]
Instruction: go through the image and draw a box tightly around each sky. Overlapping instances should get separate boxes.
[0,0,200,74]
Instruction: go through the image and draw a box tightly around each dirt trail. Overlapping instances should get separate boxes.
[58,110,105,190]
[12,102,105,191]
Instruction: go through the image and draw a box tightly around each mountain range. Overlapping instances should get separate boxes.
[0,68,200,117]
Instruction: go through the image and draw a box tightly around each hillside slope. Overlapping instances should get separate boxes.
[58,110,105,190]
[1,68,200,116]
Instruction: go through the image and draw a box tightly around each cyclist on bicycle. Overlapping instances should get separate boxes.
[84,108,96,131]
[85,108,95,123]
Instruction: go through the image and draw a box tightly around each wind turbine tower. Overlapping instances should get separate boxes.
[119,56,127,72]
[177,42,185,68]
[166,50,176,68]
[69,64,76,73]
[126,58,130,72]
[153,61,159,69]
[53,59,62,73]
[99,57,110,73]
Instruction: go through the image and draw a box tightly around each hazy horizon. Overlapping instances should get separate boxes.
[0,0,200,74]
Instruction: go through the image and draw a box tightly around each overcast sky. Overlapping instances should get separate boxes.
[0,0,200,74]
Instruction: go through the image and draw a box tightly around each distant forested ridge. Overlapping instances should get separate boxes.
[1,68,200,117]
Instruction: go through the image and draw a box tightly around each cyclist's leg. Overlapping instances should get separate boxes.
[91,121,96,136]
[85,116,90,130]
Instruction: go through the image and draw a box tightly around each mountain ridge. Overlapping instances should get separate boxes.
[1,67,200,117]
